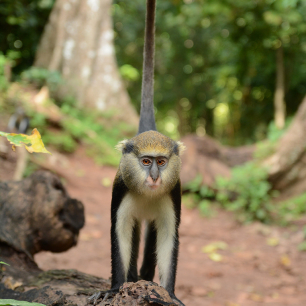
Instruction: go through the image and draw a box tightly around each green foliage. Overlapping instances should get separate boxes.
[0,300,46,306]
[215,163,277,223]
[182,175,215,217]
[298,241,306,251]
[21,67,63,92]
[198,199,215,217]
[25,97,135,166]
[266,118,293,142]
[255,117,293,160]
[23,162,40,178]
[183,162,306,224]
[113,0,306,144]
[278,193,306,223]
[1,0,306,145]
[0,53,10,91]
[0,0,54,74]
[182,193,199,210]
[254,141,277,160]
[183,163,278,223]
[119,64,139,81]
[43,131,77,153]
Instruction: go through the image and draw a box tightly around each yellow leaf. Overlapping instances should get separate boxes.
[101,177,112,187]
[209,252,223,262]
[280,255,291,267]
[249,293,263,302]
[0,128,50,154]
[266,237,279,246]
[202,241,228,253]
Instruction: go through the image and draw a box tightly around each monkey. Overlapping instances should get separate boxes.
[89,1,185,305]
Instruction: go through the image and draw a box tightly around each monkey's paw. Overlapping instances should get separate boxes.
[88,288,119,305]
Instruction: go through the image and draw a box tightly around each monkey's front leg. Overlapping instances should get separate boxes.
[89,194,135,305]
[155,205,185,306]
[88,219,125,305]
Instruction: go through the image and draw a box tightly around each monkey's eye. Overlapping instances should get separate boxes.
[157,159,167,167]
[142,158,152,166]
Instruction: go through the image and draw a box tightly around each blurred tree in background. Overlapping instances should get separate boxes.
[1,0,306,145]
[34,0,138,124]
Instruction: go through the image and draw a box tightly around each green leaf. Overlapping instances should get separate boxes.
[298,241,306,252]
[183,174,202,192]
[0,261,9,266]
[0,300,46,306]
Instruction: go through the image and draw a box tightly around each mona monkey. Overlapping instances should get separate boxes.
[89,1,185,305]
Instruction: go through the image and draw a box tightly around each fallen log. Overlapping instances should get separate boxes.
[0,170,85,258]
[0,264,176,306]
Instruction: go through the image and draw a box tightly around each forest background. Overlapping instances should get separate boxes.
[1,0,306,222]
[2,1,306,305]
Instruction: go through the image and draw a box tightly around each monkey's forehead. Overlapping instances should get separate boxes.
[130,131,179,156]
[132,131,174,144]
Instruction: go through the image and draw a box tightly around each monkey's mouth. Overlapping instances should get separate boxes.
[147,183,160,190]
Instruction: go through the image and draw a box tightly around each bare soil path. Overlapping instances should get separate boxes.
[2,147,306,306]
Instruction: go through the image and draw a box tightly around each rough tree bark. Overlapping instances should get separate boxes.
[264,95,306,198]
[274,45,286,130]
[0,170,84,258]
[34,0,138,125]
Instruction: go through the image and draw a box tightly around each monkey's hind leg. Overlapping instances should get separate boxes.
[127,221,141,282]
[140,221,157,281]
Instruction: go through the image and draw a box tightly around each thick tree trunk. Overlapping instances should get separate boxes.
[34,0,138,125]
[274,45,286,129]
[265,95,306,198]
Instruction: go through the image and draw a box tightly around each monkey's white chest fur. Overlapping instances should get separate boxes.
[116,192,176,287]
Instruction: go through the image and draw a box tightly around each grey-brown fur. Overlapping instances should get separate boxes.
[138,0,156,134]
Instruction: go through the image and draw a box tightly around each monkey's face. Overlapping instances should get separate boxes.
[120,152,180,197]
[117,131,185,197]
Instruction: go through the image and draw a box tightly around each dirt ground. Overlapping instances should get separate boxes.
[1,146,306,306]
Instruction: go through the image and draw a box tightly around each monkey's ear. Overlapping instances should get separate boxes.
[116,140,135,154]
[176,141,186,156]
[115,139,129,152]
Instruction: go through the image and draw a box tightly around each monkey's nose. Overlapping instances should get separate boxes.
[151,176,159,183]
[150,165,159,182]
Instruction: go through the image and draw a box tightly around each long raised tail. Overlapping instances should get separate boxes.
[138,0,156,134]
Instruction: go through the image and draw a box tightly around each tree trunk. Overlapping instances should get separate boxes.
[34,0,138,126]
[265,95,306,198]
[274,45,286,129]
